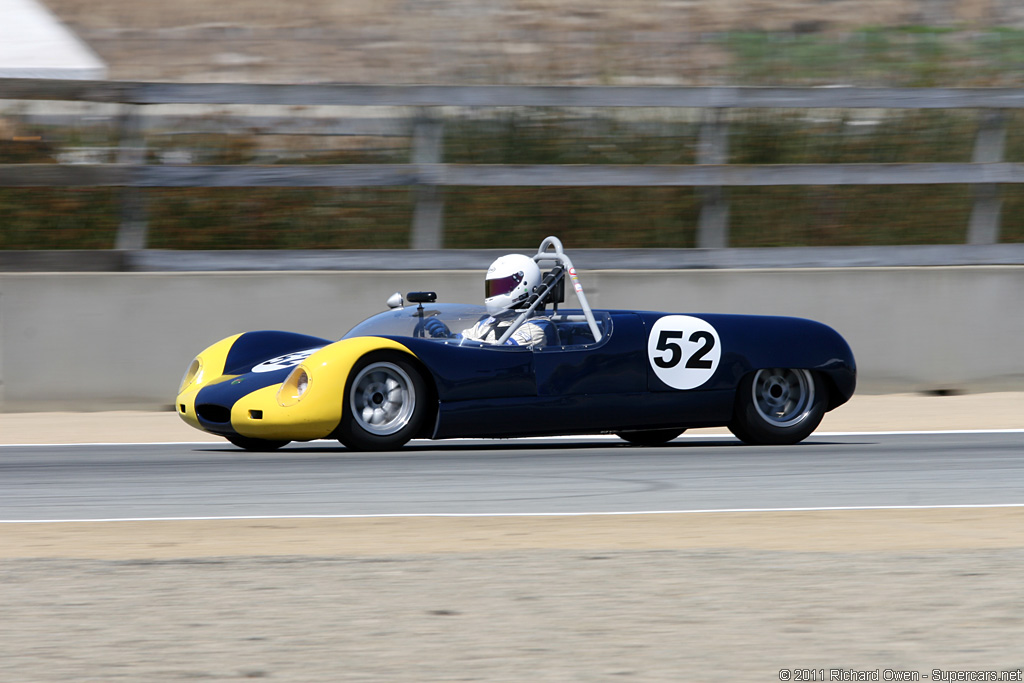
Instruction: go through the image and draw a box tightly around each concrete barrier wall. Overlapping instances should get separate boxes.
[1,266,1022,411]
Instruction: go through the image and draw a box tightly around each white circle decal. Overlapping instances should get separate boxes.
[647,315,721,390]
[251,348,322,374]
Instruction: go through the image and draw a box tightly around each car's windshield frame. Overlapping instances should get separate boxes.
[345,236,605,348]
[343,303,610,349]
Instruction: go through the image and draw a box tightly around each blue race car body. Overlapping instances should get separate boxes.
[176,238,855,450]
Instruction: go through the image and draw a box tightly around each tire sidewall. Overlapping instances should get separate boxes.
[729,369,825,445]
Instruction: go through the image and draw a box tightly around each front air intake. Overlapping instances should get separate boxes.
[196,404,231,423]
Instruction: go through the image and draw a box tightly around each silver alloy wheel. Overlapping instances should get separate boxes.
[350,361,416,436]
[752,368,815,428]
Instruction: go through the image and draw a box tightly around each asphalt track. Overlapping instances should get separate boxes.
[3,431,1022,521]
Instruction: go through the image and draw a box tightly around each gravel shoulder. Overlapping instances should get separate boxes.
[4,511,1023,681]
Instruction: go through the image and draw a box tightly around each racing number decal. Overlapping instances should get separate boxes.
[653,331,715,369]
[251,348,322,373]
[648,316,721,390]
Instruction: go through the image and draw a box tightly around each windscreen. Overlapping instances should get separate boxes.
[342,303,490,340]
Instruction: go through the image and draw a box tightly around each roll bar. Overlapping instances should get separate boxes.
[496,236,603,345]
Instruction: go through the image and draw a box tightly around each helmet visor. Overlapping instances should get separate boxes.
[485,271,523,299]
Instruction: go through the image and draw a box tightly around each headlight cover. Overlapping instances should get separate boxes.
[278,365,311,407]
[179,357,202,393]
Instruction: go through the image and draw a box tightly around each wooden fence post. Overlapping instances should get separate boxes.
[410,111,445,249]
[696,109,730,249]
[966,109,1007,245]
[113,104,148,250]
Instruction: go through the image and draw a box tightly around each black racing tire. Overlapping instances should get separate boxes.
[337,352,428,451]
[728,368,826,445]
[227,435,290,451]
[615,429,685,446]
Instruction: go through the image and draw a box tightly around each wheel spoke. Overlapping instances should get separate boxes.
[350,361,417,436]
[752,368,814,428]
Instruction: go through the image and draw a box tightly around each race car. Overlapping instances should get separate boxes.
[176,236,856,450]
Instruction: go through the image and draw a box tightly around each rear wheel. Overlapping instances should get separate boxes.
[728,368,825,445]
[337,352,428,451]
[227,436,290,451]
[616,429,685,446]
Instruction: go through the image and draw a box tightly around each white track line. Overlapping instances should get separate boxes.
[4,503,1024,524]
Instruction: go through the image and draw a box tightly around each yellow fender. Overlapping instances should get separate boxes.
[230,337,416,442]
[176,333,242,433]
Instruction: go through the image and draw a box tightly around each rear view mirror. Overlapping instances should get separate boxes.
[406,291,437,304]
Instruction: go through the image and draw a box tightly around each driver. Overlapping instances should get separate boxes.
[423,253,553,346]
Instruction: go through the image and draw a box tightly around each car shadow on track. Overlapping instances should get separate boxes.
[193,437,868,454]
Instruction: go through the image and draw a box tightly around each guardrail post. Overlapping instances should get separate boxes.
[966,109,1007,245]
[410,111,445,249]
[113,104,148,250]
[696,108,730,249]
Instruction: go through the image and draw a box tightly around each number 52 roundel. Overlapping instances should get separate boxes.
[647,315,722,390]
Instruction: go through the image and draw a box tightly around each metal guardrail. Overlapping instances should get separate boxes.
[7,80,1024,108]
[1,78,1020,252]
[6,244,1024,273]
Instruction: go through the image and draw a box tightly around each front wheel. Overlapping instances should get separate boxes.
[728,368,825,445]
[337,352,428,451]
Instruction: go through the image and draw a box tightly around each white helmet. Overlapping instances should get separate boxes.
[484,253,541,315]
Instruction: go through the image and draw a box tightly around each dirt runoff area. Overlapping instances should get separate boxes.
[2,393,1024,681]
[43,0,1024,84]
